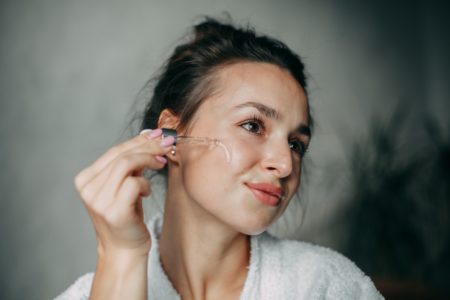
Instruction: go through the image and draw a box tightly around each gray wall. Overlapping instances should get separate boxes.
[1,0,448,298]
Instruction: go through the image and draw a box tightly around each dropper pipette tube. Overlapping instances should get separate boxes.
[161,128,231,162]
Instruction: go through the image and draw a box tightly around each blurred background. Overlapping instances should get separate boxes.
[0,0,448,299]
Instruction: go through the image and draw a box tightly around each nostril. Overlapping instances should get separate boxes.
[261,145,294,178]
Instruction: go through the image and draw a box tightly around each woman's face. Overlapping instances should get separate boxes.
[174,62,310,235]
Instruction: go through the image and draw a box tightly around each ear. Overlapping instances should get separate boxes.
[158,108,180,130]
[158,108,181,163]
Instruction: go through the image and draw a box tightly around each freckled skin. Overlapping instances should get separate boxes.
[171,62,309,235]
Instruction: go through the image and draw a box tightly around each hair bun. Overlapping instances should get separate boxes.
[193,18,237,42]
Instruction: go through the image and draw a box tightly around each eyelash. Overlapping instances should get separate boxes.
[239,116,308,158]
[240,115,265,135]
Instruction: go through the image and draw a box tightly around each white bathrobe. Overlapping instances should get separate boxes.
[55,214,383,299]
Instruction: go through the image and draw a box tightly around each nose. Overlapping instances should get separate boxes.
[260,140,294,178]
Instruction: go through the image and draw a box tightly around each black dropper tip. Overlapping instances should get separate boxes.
[161,128,177,145]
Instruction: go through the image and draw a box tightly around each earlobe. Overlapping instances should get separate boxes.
[167,143,180,164]
[158,108,180,130]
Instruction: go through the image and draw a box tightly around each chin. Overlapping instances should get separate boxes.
[241,227,267,236]
[233,214,277,236]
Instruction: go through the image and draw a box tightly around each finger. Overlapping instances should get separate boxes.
[101,135,173,193]
[80,151,166,206]
[77,133,172,206]
[118,176,151,205]
[106,176,150,222]
[76,129,162,189]
[75,129,164,191]
[108,152,169,197]
[77,133,174,206]
[87,132,172,191]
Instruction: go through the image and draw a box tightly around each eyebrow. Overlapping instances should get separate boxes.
[234,101,281,120]
[297,123,311,138]
[234,101,311,137]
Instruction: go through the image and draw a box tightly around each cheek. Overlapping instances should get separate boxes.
[176,141,235,206]
[175,136,262,221]
[225,138,257,175]
[178,137,257,191]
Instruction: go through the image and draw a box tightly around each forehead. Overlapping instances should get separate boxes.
[208,62,309,123]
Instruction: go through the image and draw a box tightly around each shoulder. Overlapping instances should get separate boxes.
[253,233,383,299]
[53,273,94,300]
[258,233,364,278]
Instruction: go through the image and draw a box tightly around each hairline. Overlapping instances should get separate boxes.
[178,60,310,134]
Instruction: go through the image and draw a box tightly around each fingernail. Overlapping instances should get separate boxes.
[160,135,175,147]
[139,129,152,135]
[148,128,163,139]
[155,155,167,164]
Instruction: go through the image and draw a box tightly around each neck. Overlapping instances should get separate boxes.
[158,178,250,300]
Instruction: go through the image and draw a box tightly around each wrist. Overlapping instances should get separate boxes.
[97,245,150,269]
[91,248,149,299]
[97,238,151,258]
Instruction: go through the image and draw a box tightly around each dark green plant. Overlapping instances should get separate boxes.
[340,107,449,291]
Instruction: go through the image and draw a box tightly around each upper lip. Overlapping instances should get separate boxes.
[245,182,284,199]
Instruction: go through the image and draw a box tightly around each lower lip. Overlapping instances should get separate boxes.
[247,187,281,207]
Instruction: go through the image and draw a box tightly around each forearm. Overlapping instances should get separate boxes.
[89,251,148,300]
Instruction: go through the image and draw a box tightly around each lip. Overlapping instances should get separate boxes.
[245,182,283,207]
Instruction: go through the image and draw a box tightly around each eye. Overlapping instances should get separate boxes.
[240,116,265,135]
[289,139,307,157]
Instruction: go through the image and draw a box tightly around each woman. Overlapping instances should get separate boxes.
[56,18,382,299]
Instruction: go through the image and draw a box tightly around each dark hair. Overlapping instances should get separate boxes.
[140,17,312,132]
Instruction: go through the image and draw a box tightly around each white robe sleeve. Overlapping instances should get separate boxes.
[53,273,94,300]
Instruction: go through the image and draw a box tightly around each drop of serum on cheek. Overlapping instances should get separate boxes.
[161,128,232,162]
